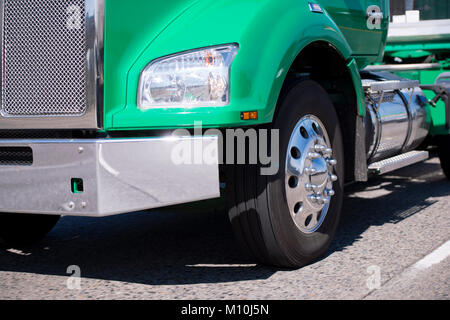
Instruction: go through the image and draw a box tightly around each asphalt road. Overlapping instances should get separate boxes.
[0,157,449,300]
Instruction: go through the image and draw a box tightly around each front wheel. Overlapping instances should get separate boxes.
[227,80,344,268]
[0,213,60,247]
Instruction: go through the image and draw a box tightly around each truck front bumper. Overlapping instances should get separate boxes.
[0,136,220,217]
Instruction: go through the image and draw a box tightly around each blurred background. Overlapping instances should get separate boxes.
[390,0,450,21]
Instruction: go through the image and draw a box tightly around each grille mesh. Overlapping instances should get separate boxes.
[1,0,88,117]
[0,147,33,166]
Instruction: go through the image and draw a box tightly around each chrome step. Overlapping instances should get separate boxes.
[368,151,429,175]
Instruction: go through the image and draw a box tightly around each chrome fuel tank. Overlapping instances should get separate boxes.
[364,79,430,164]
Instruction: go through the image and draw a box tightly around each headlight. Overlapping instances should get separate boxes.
[137,44,239,109]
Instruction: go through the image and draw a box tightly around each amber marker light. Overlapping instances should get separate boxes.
[240,111,258,120]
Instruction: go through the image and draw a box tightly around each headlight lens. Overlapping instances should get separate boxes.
[138,44,239,109]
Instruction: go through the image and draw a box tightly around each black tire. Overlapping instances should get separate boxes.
[0,213,60,247]
[437,135,450,180]
[226,80,344,268]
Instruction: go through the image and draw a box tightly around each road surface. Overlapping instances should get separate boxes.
[0,157,449,300]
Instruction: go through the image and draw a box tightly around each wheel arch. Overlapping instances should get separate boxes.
[276,41,367,182]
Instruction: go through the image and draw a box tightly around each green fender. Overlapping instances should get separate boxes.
[104,0,365,130]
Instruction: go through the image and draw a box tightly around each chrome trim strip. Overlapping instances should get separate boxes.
[0,0,104,129]
[363,63,442,73]
[0,136,220,217]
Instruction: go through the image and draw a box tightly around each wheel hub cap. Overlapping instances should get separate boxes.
[285,115,338,233]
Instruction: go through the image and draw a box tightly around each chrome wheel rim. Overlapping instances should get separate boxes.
[285,115,338,234]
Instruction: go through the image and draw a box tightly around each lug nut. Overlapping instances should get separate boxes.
[330,174,338,182]
[304,167,317,175]
[308,152,322,160]
[314,144,326,152]
[305,183,319,192]
[323,148,333,156]
[313,196,329,205]
[326,189,335,197]
[308,194,318,202]
[327,159,337,166]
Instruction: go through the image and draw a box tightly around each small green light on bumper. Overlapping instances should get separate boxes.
[71,178,84,194]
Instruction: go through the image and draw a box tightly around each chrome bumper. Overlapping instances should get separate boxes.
[0,136,220,217]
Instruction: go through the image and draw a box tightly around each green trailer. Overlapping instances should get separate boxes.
[368,2,450,177]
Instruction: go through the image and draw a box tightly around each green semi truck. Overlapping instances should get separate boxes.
[0,0,448,268]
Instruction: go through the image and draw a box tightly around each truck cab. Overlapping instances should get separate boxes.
[320,0,388,61]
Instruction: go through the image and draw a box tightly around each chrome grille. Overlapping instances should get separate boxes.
[1,0,88,117]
